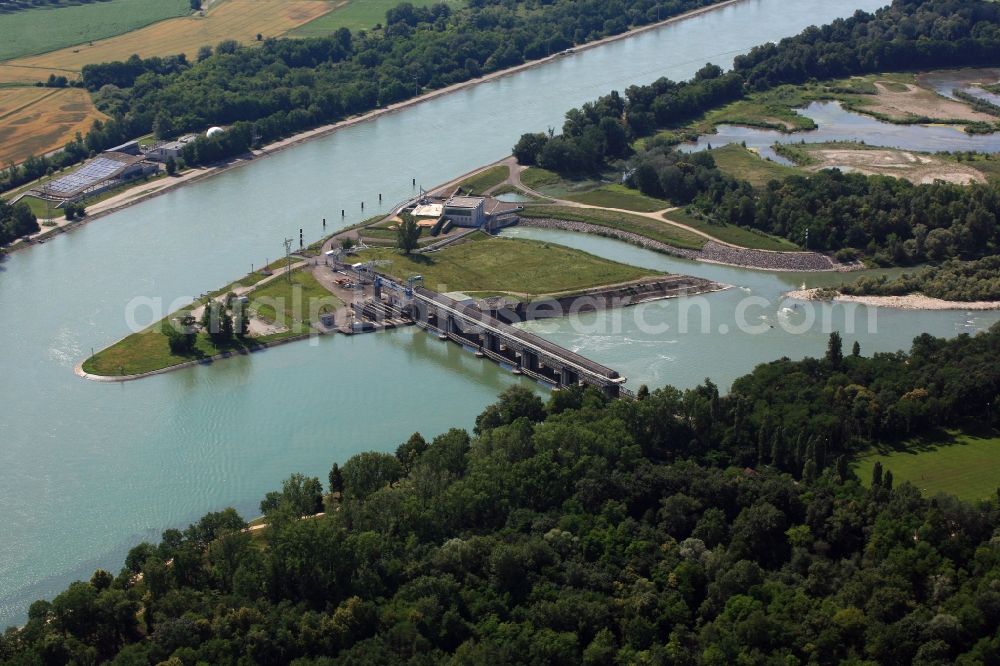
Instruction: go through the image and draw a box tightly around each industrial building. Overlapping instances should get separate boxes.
[442,196,486,227]
[406,193,521,233]
[33,152,158,203]
[145,134,198,162]
[27,126,226,209]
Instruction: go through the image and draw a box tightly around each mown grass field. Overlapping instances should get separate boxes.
[0,86,105,165]
[519,204,707,250]
[82,315,256,377]
[708,144,800,187]
[565,184,670,212]
[520,167,563,191]
[456,165,508,195]
[0,0,189,62]
[520,168,666,212]
[291,0,464,35]
[520,167,607,198]
[83,268,337,376]
[251,269,340,328]
[664,208,800,251]
[18,195,58,220]
[0,0,335,85]
[358,236,656,297]
[856,431,1000,502]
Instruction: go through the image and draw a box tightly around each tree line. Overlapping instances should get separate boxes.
[841,255,1000,301]
[0,0,722,194]
[630,140,1000,263]
[512,0,1000,264]
[2,325,1000,663]
[0,200,38,247]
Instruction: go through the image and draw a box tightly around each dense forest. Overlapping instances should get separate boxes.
[841,255,1000,301]
[512,0,1000,264]
[0,0,722,193]
[628,139,1000,263]
[2,326,999,664]
[0,200,39,247]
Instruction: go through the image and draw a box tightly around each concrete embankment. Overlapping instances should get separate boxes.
[520,218,841,272]
[495,275,729,323]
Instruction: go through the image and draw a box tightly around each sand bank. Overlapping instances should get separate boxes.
[786,288,1000,310]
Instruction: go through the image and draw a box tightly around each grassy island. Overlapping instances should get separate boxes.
[356,235,658,299]
[83,267,340,377]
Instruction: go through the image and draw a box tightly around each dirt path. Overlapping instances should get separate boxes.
[507,159,746,248]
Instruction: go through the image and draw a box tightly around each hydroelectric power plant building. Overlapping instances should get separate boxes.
[408,193,521,234]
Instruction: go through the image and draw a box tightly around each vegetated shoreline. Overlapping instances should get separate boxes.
[519,217,842,272]
[1,0,744,254]
[73,331,314,383]
[786,287,1000,310]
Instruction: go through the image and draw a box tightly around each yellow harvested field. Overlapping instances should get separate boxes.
[0,87,106,165]
[0,63,75,86]
[0,0,334,84]
[0,87,59,117]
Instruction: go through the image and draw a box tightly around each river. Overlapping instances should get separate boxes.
[681,100,1000,163]
[0,0,925,625]
[504,227,1000,390]
[921,68,1000,107]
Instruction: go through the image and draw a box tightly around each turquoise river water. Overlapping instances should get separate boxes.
[1,0,982,625]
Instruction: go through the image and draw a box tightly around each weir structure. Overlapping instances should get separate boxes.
[342,263,722,398]
[351,265,629,395]
[407,287,630,398]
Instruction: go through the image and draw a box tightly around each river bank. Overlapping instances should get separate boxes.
[519,218,841,271]
[786,287,1000,310]
[74,331,315,383]
[2,0,745,254]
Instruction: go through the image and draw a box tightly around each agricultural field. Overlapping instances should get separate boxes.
[357,236,656,298]
[0,86,58,117]
[856,431,1000,502]
[0,0,189,62]
[0,86,105,165]
[708,144,800,187]
[0,0,336,85]
[291,0,464,35]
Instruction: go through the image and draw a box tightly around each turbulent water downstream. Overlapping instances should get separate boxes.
[0,0,966,625]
